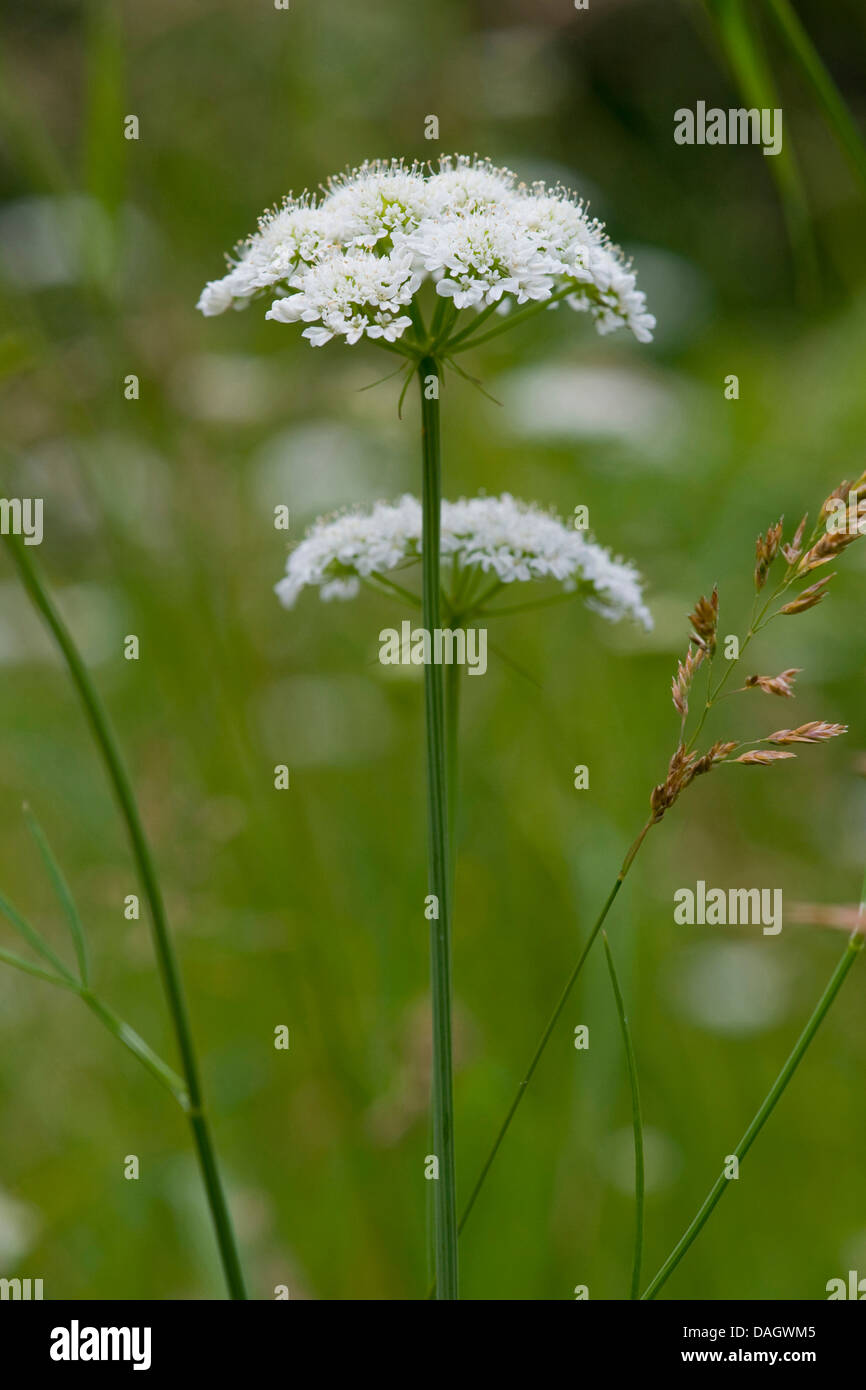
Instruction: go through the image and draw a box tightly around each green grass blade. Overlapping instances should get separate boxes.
[603,932,645,1300]
[0,944,81,992]
[0,887,78,985]
[80,992,188,1105]
[450,823,652,1266]
[765,0,866,190]
[705,0,816,293]
[22,804,90,986]
[0,950,185,1104]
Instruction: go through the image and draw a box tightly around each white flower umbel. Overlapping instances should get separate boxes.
[197,155,655,348]
[275,493,652,629]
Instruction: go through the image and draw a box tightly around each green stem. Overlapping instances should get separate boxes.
[23,802,90,985]
[429,299,459,355]
[686,577,786,753]
[641,926,864,1299]
[418,358,459,1298]
[0,886,79,985]
[373,339,420,361]
[442,301,501,350]
[448,287,573,355]
[3,534,247,1300]
[456,821,653,1237]
[445,659,461,896]
[80,990,188,1103]
[0,933,187,1105]
[603,932,645,1300]
[361,573,423,608]
[0,944,81,991]
[464,578,504,618]
[475,590,581,619]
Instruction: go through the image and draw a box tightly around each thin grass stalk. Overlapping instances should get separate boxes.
[0,944,80,990]
[23,802,90,985]
[0,885,78,984]
[641,920,865,1299]
[79,990,189,1102]
[457,822,651,1236]
[2,805,188,1101]
[418,357,459,1299]
[602,932,645,1300]
[3,533,247,1300]
[445,659,461,893]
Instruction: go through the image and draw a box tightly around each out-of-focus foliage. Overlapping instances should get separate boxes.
[0,0,865,1299]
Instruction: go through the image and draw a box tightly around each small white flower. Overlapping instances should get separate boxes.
[197,199,333,316]
[320,160,432,249]
[265,246,422,345]
[198,155,654,348]
[424,156,519,216]
[275,494,652,629]
[406,211,557,310]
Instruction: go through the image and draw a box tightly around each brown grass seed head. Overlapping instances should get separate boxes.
[745,669,801,698]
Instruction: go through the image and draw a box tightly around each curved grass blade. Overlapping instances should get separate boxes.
[603,931,645,1300]
[22,803,89,985]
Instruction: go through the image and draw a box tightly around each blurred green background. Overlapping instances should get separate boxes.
[1,0,865,1300]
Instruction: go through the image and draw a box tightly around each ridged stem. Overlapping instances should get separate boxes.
[418,358,459,1299]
